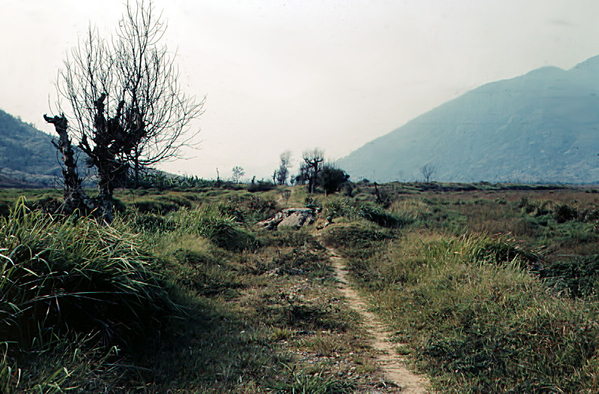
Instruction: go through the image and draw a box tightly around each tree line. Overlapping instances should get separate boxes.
[230,148,350,196]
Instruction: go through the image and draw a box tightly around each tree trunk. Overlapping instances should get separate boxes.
[134,148,141,189]
[44,114,94,214]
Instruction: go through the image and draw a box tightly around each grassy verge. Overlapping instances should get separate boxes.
[0,190,392,392]
[4,184,599,392]
[323,190,599,393]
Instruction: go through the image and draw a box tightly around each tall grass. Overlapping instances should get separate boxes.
[267,364,356,393]
[0,199,181,390]
[178,204,259,251]
[333,225,599,393]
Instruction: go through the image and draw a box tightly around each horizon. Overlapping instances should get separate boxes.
[2,0,599,181]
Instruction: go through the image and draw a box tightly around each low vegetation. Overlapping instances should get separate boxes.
[1,182,599,392]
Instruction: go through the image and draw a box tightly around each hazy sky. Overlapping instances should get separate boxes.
[2,0,599,180]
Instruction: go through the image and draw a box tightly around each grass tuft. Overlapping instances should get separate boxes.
[0,199,181,351]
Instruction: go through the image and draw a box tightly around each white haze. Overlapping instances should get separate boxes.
[2,0,599,180]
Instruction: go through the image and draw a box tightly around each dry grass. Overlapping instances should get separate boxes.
[3,183,599,392]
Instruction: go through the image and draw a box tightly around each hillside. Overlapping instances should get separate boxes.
[337,55,599,184]
[0,109,61,186]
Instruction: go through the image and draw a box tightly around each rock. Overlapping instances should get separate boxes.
[257,211,284,229]
[258,208,315,230]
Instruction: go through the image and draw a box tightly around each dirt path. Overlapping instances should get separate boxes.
[325,246,430,393]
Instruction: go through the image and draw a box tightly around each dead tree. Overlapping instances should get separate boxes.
[51,0,204,221]
[421,164,436,182]
[302,149,324,194]
[113,1,204,187]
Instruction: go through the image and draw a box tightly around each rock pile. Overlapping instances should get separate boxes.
[257,208,315,230]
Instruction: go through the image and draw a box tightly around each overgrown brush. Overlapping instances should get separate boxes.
[178,205,259,251]
[359,203,413,228]
[322,197,358,220]
[217,194,278,224]
[539,255,599,298]
[339,229,599,393]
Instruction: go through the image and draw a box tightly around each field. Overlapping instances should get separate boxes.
[2,182,599,393]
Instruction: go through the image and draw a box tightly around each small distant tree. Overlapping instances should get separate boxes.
[294,164,309,185]
[319,164,350,195]
[231,166,245,183]
[302,148,324,194]
[421,164,436,182]
[274,150,292,185]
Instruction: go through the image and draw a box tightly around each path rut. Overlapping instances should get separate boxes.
[326,246,430,393]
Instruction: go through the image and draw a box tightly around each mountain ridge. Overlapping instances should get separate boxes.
[336,55,599,183]
[0,109,61,187]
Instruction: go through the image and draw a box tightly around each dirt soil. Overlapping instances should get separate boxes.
[325,246,431,394]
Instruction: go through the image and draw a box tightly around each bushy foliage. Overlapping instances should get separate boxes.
[319,166,350,195]
[132,172,215,190]
[518,196,552,216]
[323,197,359,220]
[247,178,276,192]
[217,194,278,224]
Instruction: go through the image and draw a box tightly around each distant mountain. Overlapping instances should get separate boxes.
[0,109,61,187]
[337,56,599,184]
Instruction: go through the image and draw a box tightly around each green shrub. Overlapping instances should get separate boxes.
[539,255,599,298]
[217,194,278,224]
[518,196,553,217]
[247,179,275,192]
[553,203,578,223]
[319,166,350,195]
[323,197,358,220]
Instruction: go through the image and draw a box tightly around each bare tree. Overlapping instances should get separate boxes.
[421,163,436,182]
[302,148,324,194]
[113,1,205,186]
[50,0,204,221]
[231,166,244,183]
